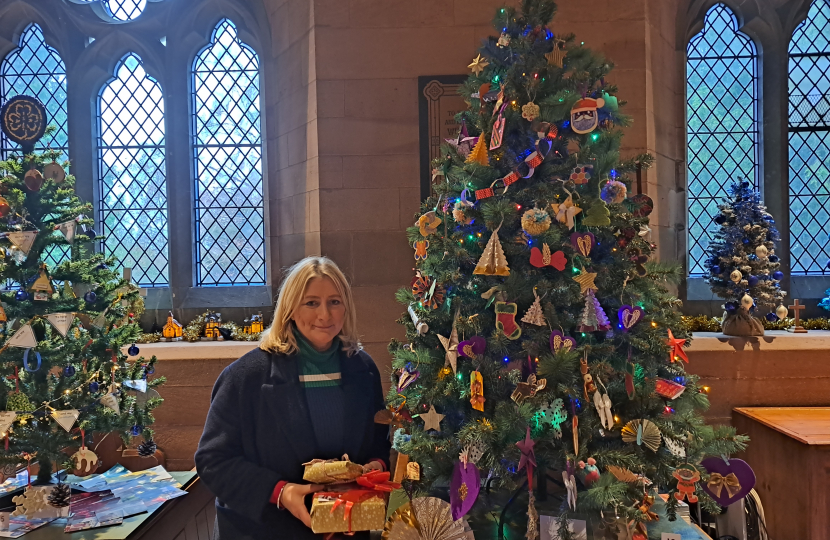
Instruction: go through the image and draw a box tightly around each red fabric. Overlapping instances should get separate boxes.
[475,187,494,200]
[270,480,288,507]
[369,458,387,472]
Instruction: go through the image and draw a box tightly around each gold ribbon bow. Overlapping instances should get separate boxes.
[707,472,741,498]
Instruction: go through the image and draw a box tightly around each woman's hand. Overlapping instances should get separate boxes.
[281,482,323,527]
[362,461,383,473]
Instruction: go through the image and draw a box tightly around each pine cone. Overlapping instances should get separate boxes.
[137,439,157,457]
[47,483,70,508]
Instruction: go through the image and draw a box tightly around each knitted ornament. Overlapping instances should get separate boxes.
[7,392,34,420]
[138,438,158,457]
[600,180,627,204]
[521,208,551,236]
[47,483,70,508]
[452,201,472,225]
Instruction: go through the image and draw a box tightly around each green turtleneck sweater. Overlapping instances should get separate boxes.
[294,329,345,458]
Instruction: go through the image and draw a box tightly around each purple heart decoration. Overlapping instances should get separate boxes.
[570,232,596,257]
[450,460,481,520]
[617,305,644,333]
[550,330,576,354]
[700,457,756,507]
[458,336,486,359]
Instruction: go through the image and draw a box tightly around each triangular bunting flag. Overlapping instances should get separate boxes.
[124,380,147,393]
[56,220,76,243]
[7,324,37,349]
[6,231,37,255]
[92,309,108,330]
[0,411,15,434]
[51,409,80,432]
[46,313,74,338]
[71,282,92,298]
[100,394,120,415]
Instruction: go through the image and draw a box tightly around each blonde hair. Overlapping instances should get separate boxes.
[259,256,361,356]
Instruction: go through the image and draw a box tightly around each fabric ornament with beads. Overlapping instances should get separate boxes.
[521,207,551,236]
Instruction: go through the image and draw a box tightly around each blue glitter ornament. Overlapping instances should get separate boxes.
[712,265,720,275]
[130,425,143,436]
[748,276,759,287]
[769,255,779,263]
[84,291,96,303]
[742,238,750,244]
[128,344,140,356]
[89,381,99,392]
[15,290,27,301]
[63,365,76,377]
[766,312,778,322]
[725,302,737,314]
[773,271,784,280]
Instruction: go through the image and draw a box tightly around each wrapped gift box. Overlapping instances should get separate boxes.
[310,491,387,534]
[302,457,363,484]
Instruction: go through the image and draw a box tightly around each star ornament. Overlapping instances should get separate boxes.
[550,195,582,230]
[516,426,537,485]
[572,270,598,295]
[421,405,445,432]
[437,308,461,374]
[668,329,688,363]
[468,54,490,76]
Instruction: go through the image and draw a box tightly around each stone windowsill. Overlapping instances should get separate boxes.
[688,330,830,352]
[124,340,258,361]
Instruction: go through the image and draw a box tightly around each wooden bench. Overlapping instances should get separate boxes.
[734,407,830,540]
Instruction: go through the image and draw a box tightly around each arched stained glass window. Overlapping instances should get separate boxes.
[686,4,759,276]
[789,0,830,274]
[105,0,147,22]
[191,19,264,286]
[0,23,67,160]
[98,53,168,287]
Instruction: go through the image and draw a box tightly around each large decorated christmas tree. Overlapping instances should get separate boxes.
[388,1,746,537]
[0,95,162,484]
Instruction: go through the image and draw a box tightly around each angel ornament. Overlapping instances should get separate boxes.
[593,376,614,430]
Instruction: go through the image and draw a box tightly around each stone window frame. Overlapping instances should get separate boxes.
[679,0,825,310]
[0,0,273,316]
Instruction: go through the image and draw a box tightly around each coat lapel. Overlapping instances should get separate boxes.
[340,352,373,459]
[262,352,317,463]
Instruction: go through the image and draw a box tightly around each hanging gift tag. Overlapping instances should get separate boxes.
[56,220,76,243]
[45,313,73,338]
[7,324,36,349]
[6,231,37,255]
[0,411,15,434]
[51,409,80,432]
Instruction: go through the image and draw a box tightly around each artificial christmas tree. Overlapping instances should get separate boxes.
[0,95,163,483]
[704,181,787,336]
[388,2,746,538]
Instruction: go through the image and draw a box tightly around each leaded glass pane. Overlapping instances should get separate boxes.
[0,23,67,161]
[686,3,759,276]
[192,19,264,286]
[105,0,147,22]
[98,53,168,287]
[789,0,830,274]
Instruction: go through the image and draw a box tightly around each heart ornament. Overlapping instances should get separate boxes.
[550,330,576,353]
[618,305,644,332]
[700,457,756,507]
[570,232,595,257]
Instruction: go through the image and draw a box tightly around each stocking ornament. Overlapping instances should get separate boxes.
[495,301,522,340]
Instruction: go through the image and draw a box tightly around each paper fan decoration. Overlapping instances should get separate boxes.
[607,465,652,486]
[621,419,662,452]
[383,497,468,540]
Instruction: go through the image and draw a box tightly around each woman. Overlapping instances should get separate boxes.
[195,257,390,539]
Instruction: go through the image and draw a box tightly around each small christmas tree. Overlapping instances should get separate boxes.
[705,181,787,336]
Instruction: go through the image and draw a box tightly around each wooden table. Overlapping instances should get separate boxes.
[734,407,830,540]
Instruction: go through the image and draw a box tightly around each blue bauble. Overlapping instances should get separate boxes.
[769,255,779,263]
[89,381,99,392]
[63,365,76,377]
[725,302,737,314]
[742,238,750,244]
[128,344,140,356]
[84,291,96,303]
[714,215,726,225]
[15,290,27,301]
[145,365,155,375]
[741,181,750,188]
[766,312,779,322]
[773,271,784,280]
[748,276,759,287]
[130,425,143,436]
[748,254,757,261]
[712,265,721,275]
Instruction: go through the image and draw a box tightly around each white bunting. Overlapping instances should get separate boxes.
[51,409,80,432]
[99,394,119,415]
[56,220,76,243]
[91,309,108,330]
[45,313,73,338]
[6,231,37,255]
[7,324,36,349]
[0,411,15,435]
[123,380,147,393]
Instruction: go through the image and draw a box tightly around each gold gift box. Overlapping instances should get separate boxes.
[310,492,388,534]
[303,459,364,484]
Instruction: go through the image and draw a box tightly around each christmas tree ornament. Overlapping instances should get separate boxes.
[474,225,509,276]
[772,270,784,280]
[747,275,759,287]
[638,223,652,237]
[397,364,420,392]
[450,459,480,520]
[494,301,522,339]
[516,426,536,480]
[43,162,66,183]
[593,377,614,429]
[437,310,460,374]
[667,329,688,363]
[577,458,600,485]
[63,365,76,377]
[458,335,485,358]
[469,371,485,411]
[7,324,36,349]
[655,378,686,400]
[617,305,643,332]
[550,330,576,353]
[521,289,546,326]
[521,102,540,122]
[582,199,611,227]
[30,265,52,300]
[465,135,489,166]
[497,32,511,47]
[418,211,442,236]
[570,97,605,134]
[510,374,546,403]
[0,197,10,218]
[452,202,471,225]
[89,381,99,392]
[128,343,140,356]
[776,305,788,319]
[562,462,577,510]
[12,487,48,519]
[47,483,70,509]
[672,464,700,503]
[71,447,99,476]
[7,231,37,255]
[621,419,661,452]
[521,207,551,236]
[420,405,444,432]
[51,409,80,432]
[131,424,143,436]
[550,195,582,229]
[569,164,593,185]
[570,231,595,257]
[383,497,465,540]
[700,457,755,507]
[84,290,97,303]
[572,270,598,295]
[740,294,754,310]
[411,273,445,310]
[45,313,73,338]
[413,240,429,260]
[490,107,506,150]
[23,169,44,192]
[468,53,489,75]
[600,179,627,204]
[529,243,567,270]
[755,245,768,258]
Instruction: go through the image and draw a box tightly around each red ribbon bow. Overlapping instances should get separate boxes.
[318,472,401,533]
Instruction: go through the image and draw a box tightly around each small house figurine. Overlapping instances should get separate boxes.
[203,312,222,340]
[242,317,251,334]
[161,311,183,341]
[250,312,264,333]
[30,264,53,301]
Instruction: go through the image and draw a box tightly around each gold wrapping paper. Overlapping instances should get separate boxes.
[302,458,364,484]
[310,492,388,534]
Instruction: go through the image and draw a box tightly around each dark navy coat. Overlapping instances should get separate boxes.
[195,347,390,539]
